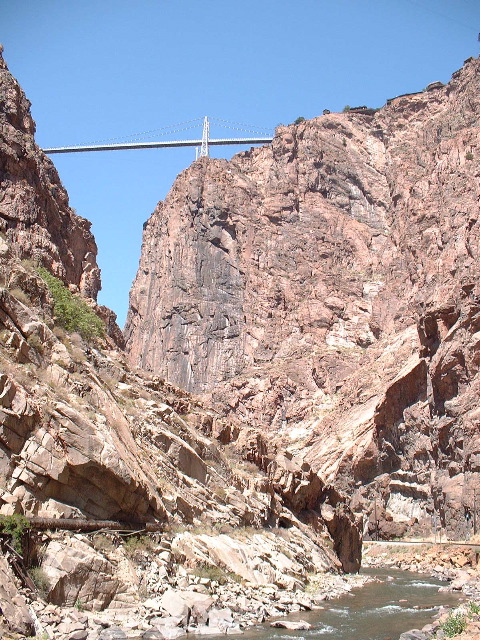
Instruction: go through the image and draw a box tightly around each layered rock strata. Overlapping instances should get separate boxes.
[126,57,480,540]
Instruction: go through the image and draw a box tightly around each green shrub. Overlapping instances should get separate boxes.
[468,601,480,616]
[74,599,85,612]
[92,534,115,553]
[37,267,104,341]
[441,612,467,637]
[294,116,306,125]
[123,534,155,557]
[29,566,50,599]
[342,105,351,113]
[466,152,474,161]
[9,287,31,306]
[0,514,30,554]
[27,333,44,354]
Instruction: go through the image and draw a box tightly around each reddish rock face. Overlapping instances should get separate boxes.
[125,107,392,393]
[126,57,480,539]
[0,49,100,298]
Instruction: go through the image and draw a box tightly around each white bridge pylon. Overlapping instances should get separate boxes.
[199,115,210,158]
[43,116,273,156]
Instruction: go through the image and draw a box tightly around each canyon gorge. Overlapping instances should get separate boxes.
[0,41,479,639]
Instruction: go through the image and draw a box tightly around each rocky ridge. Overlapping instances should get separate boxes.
[0,45,100,300]
[126,56,480,542]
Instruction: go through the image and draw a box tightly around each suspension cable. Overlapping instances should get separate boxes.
[82,117,204,146]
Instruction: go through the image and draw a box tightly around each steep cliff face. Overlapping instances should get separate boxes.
[304,59,480,539]
[0,47,100,299]
[126,57,480,539]
[125,108,391,394]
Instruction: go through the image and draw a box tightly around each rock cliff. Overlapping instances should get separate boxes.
[126,57,480,541]
[0,45,100,300]
[0,47,360,636]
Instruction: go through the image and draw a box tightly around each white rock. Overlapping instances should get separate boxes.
[270,620,312,630]
[193,625,224,635]
[208,608,234,632]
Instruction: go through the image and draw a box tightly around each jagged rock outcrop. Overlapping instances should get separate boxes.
[125,113,390,395]
[0,47,100,298]
[126,56,480,540]
[0,259,281,530]
[171,527,337,588]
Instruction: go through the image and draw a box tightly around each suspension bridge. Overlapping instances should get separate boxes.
[43,116,273,157]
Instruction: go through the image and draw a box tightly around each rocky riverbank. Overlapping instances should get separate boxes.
[21,571,370,640]
[0,528,370,640]
[363,542,480,590]
[4,538,480,640]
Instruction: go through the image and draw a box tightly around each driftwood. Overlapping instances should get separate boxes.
[27,517,164,533]
[0,536,36,591]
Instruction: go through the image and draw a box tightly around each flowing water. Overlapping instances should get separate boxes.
[234,569,464,640]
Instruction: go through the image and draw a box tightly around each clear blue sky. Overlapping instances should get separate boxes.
[1,0,478,327]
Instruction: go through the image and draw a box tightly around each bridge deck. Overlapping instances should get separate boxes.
[43,137,273,154]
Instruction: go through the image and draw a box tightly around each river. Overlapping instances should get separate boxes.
[233,569,463,640]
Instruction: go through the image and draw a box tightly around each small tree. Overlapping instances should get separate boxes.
[294,116,306,125]
[37,267,104,341]
[0,514,30,554]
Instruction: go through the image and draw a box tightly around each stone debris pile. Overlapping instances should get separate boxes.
[24,572,368,640]
[0,529,369,639]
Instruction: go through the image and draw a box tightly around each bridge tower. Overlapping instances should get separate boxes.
[199,116,209,157]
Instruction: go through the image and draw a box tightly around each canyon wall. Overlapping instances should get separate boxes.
[126,57,480,540]
[0,47,363,634]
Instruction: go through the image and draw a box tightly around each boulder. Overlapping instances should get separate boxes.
[159,589,214,626]
[207,608,234,632]
[159,590,191,624]
[98,629,127,640]
[155,628,186,639]
[193,625,225,635]
[270,619,312,630]
[41,537,121,610]
[398,631,428,640]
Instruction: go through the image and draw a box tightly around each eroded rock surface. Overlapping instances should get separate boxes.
[126,57,480,541]
[0,49,100,299]
[0,551,34,636]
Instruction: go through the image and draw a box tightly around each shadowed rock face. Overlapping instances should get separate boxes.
[0,49,100,298]
[126,57,480,539]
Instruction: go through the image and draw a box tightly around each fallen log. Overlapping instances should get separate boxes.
[27,517,164,533]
